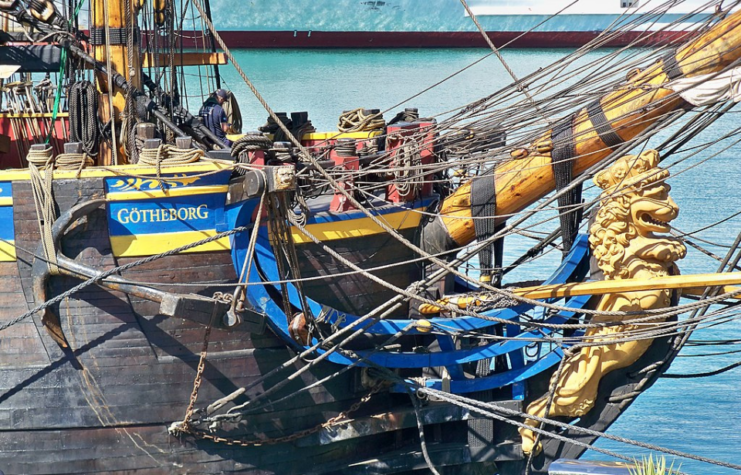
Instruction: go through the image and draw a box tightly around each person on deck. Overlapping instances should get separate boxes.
[199,89,232,148]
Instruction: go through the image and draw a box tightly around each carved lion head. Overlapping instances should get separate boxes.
[589,150,685,279]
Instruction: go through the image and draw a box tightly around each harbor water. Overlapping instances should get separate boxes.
[206,47,740,474]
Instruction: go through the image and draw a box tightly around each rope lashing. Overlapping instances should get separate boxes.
[27,146,58,274]
[138,143,204,192]
[55,152,94,177]
[138,144,204,167]
[27,145,56,170]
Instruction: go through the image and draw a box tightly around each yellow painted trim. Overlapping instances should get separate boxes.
[0,161,233,182]
[0,197,12,206]
[110,230,231,257]
[0,112,70,119]
[0,240,16,262]
[290,208,424,244]
[107,185,229,201]
[226,131,381,142]
[302,131,381,141]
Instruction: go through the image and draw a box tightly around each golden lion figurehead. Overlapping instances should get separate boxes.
[589,150,686,280]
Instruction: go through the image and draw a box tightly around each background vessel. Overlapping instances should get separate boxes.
[207,0,718,48]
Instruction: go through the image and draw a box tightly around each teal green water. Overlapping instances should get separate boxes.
[212,48,741,474]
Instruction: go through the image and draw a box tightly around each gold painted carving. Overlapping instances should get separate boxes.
[519,150,686,455]
[109,174,200,192]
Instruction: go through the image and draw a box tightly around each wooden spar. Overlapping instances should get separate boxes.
[512,272,741,300]
[435,10,741,248]
[92,0,141,163]
[420,273,741,314]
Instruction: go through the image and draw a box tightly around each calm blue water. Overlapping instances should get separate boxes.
[209,48,740,474]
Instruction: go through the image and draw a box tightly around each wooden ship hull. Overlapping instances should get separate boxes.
[0,0,740,473]
[0,163,678,474]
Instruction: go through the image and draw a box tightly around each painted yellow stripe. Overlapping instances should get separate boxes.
[107,185,228,201]
[290,208,424,244]
[0,112,70,119]
[301,131,381,141]
[110,231,231,257]
[0,197,12,206]
[0,161,233,182]
[227,131,380,142]
[0,240,16,262]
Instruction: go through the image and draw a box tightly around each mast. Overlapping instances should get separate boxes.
[202,0,221,90]
[91,0,141,164]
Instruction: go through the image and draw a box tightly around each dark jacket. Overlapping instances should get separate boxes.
[199,97,230,146]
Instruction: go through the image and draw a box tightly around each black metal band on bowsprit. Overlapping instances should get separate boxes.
[662,51,684,80]
[471,174,503,284]
[586,100,623,150]
[89,27,140,46]
[550,114,583,258]
[550,115,576,163]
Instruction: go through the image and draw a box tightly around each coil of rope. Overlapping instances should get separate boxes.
[26,145,55,170]
[391,135,422,198]
[55,152,94,177]
[231,133,273,165]
[68,81,100,156]
[138,144,204,167]
[338,108,385,133]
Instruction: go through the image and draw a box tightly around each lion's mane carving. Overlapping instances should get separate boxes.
[519,150,686,455]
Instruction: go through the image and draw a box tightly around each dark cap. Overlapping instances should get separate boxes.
[215,89,229,100]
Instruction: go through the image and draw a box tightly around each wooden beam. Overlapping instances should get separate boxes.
[683,286,741,299]
[513,272,741,300]
[141,52,227,68]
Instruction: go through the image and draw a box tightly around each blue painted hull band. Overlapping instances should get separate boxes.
[391,348,567,394]
[227,196,587,392]
[255,232,590,335]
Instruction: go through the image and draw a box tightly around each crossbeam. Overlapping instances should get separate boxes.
[513,272,741,299]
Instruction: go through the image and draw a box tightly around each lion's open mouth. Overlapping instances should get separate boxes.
[640,213,669,227]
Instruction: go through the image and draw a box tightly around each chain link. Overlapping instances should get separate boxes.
[177,324,213,433]
[174,383,385,447]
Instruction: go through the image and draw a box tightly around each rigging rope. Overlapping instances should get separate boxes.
[663,360,741,378]
[457,0,550,124]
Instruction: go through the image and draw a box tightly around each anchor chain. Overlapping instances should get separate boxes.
[173,380,386,447]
